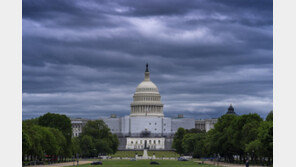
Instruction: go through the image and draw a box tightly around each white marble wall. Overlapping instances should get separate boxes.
[102,116,196,136]
[130,116,163,134]
[171,118,195,133]
[126,137,165,150]
[101,117,121,133]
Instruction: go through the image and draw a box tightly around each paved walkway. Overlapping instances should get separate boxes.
[195,160,267,167]
[27,160,92,167]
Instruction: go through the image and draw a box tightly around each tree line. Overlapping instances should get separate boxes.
[22,113,119,164]
[172,111,273,165]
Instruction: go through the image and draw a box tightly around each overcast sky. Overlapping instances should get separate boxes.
[22,0,273,120]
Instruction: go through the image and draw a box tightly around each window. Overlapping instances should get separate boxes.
[155,122,157,125]
[155,128,157,131]
[164,129,166,131]
[158,140,161,144]
[131,141,133,144]
[164,123,166,126]
[149,123,151,125]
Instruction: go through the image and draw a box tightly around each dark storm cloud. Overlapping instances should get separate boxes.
[22,0,273,120]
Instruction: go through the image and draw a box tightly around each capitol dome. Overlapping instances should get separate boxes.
[135,79,159,93]
[130,64,164,117]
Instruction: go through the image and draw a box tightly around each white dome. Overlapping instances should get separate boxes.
[130,64,164,117]
[136,80,159,93]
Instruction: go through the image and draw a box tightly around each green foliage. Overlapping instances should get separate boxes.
[209,114,238,160]
[226,113,263,158]
[22,130,32,157]
[80,135,94,157]
[78,120,119,157]
[71,137,81,155]
[22,113,74,162]
[266,111,273,122]
[23,123,43,158]
[172,128,186,154]
[38,113,72,143]
[22,117,39,126]
[38,113,72,157]
[173,112,272,164]
[257,121,273,158]
[49,128,66,156]
[245,139,263,158]
[182,133,206,158]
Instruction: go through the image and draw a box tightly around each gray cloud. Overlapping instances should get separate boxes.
[22,0,273,120]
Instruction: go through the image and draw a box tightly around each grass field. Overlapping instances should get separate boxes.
[68,160,216,167]
[110,150,180,158]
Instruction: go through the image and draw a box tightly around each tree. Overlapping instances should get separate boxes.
[23,118,68,162]
[204,129,218,157]
[23,123,43,161]
[211,114,238,162]
[79,120,119,157]
[257,121,273,164]
[245,139,263,162]
[23,118,39,126]
[266,111,273,122]
[182,133,206,158]
[71,137,81,156]
[49,128,66,157]
[38,113,72,157]
[226,114,262,162]
[80,120,110,139]
[22,130,32,160]
[38,126,59,157]
[172,128,186,154]
[80,135,94,157]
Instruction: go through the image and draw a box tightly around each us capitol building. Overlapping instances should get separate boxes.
[71,64,236,150]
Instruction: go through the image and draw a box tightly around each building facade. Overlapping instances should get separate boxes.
[71,64,235,150]
[195,119,218,132]
[71,118,88,137]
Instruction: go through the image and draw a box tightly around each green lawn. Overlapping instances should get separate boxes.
[110,150,180,158]
[69,159,216,167]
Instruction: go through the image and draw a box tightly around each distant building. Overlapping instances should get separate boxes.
[225,104,237,115]
[195,119,218,132]
[71,118,88,137]
[71,64,236,150]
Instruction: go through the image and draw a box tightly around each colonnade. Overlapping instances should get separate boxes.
[131,105,163,114]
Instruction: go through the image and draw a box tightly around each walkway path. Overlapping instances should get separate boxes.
[27,160,92,167]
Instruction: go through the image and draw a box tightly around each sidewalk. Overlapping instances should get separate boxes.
[195,160,267,167]
[27,160,92,167]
